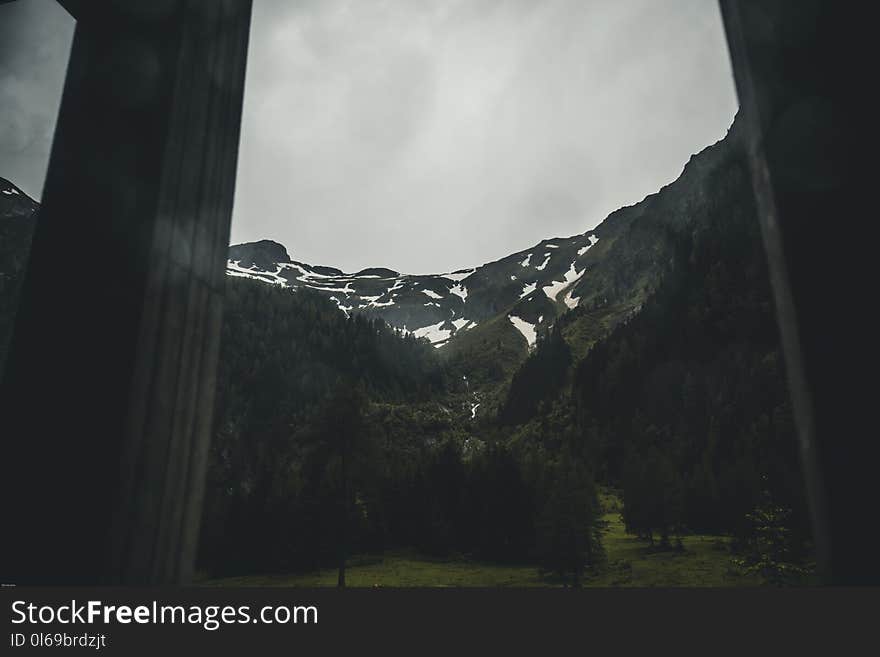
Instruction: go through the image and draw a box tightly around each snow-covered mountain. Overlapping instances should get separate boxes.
[226,116,743,358]
[2,115,740,365]
[227,230,600,349]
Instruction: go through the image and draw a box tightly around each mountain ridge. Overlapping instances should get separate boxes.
[227,226,600,350]
[225,116,741,357]
[1,114,743,394]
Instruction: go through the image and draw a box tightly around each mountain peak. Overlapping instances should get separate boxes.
[355,267,400,279]
[228,240,291,270]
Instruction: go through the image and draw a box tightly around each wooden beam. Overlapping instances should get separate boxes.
[719,1,876,584]
[0,0,252,584]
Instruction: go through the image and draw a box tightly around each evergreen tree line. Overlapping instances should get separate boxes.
[199,278,603,584]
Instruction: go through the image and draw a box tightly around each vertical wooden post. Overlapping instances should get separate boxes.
[720,1,876,584]
[0,0,252,584]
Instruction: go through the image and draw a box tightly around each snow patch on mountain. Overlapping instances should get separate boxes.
[308,281,355,294]
[227,261,289,287]
[577,234,599,256]
[330,296,355,316]
[508,315,537,349]
[542,262,584,302]
[413,321,452,347]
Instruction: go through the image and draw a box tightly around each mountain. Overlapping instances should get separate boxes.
[227,231,599,350]
[490,111,807,546]
[1,116,747,405]
[1,115,743,382]
[226,117,745,387]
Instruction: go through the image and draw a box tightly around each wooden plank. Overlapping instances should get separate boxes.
[719,1,875,584]
[0,0,252,585]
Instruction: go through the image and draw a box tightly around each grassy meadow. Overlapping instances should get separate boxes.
[201,491,761,588]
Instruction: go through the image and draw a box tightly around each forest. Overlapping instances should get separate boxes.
[198,198,812,587]
[196,118,813,587]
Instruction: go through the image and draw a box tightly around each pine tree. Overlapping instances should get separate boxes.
[734,482,809,586]
[536,447,603,587]
[311,380,371,587]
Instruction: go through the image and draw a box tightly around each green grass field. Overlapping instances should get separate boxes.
[200,510,761,587]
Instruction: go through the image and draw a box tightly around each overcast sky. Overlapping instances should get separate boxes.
[1,0,738,275]
[0,0,74,199]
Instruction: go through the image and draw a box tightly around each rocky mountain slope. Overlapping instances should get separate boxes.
[227,230,599,350]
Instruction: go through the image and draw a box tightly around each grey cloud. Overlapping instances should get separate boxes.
[231,0,738,274]
[0,1,738,275]
[0,0,74,199]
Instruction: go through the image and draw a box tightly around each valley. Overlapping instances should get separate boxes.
[0,111,813,587]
